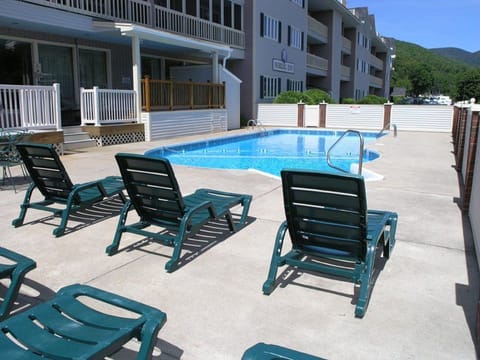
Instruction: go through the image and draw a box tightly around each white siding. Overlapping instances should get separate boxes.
[142,109,227,141]
[256,104,297,127]
[391,105,453,132]
[326,104,384,130]
[304,105,320,127]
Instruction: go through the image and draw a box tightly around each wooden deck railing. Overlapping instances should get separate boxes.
[142,77,225,112]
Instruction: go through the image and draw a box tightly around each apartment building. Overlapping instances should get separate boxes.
[0,0,393,127]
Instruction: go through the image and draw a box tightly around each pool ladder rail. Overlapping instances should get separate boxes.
[326,129,364,175]
[247,119,266,131]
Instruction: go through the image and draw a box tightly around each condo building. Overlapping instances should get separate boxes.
[0,0,394,128]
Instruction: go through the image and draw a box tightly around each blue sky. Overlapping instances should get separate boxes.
[346,0,479,53]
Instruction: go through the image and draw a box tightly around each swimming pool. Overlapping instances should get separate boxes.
[145,129,381,177]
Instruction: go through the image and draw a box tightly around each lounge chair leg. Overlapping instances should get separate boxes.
[355,244,376,318]
[106,200,133,256]
[11,183,36,227]
[165,223,189,272]
[263,222,288,295]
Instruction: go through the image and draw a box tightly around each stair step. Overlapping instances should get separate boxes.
[63,138,97,151]
[64,132,91,142]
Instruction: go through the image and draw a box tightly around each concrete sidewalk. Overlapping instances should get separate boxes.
[1,130,478,359]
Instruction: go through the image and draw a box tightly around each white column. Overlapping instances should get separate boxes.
[131,35,142,123]
[212,52,219,83]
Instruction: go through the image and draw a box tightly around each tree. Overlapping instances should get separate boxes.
[456,69,480,102]
[409,64,434,96]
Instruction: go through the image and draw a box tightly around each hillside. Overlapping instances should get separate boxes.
[391,40,473,97]
[430,47,480,67]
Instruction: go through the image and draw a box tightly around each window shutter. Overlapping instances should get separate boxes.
[288,25,291,46]
[260,13,264,37]
[301,32,304,51]
[278,21,282,43]
[277,78,281,94]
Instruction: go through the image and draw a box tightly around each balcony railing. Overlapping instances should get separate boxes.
[0,84,61,130]
[142,78,225,112]
[341,65,351,80]
[81,87,137,126]
[369,75,383,88]
[306,53,329,72]
[307,16,328,42]
[25,0,245,48]
[369,54,384,70]
[342,37,352,54]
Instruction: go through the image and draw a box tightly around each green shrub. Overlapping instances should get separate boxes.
[273,91,309,104]
[392,96,405,104]
[303,89,334,104]
[341,97,355,104]
[357,95,388,104]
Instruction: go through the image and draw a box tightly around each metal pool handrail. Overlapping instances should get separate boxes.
[326,129,364,175]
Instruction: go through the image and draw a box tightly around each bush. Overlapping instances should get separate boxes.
[273,88,335,104]
[273,91,309,104]
[303,89,334,104]
[357,95,388,104]
[341,97,355,104]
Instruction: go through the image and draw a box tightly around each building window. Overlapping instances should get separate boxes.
[224,1,232,27]
[186,0,197,16]
[79,48,108,89]
[233,3,242,30]
[260,13,281,43]
[288,26,303,50]
[200,0,209,20]
[170,0,182,12]
[260,76,281,99]
[290,0,304,7]
[212,0,221,24]
[287,79,303,92]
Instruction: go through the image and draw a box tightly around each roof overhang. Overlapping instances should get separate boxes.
[94,21,232,59]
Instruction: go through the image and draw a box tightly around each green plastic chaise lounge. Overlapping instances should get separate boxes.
[12,143,126,237]
[106,153,252,272]
[0,247,36,321]
[0,283,166,359]
[242,343,324,360]
[262,169,398,318]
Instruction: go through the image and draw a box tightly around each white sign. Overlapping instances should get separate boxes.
[272,59,294,73]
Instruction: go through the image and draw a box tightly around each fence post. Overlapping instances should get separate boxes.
[93,86,100,126]
[319,101,327,127]
[169,80,174,111]
[53,83,62,130]
[297,101,305,127]
[383,102,392,129]
[463,107,479,211]
[189,80,194,109]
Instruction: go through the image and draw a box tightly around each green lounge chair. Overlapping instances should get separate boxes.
[12,143,126,237]
[0,283,166,359]
[106,153,252,272]
[262,170,398,318]
[0,247,36,321]
[242,343,324,360]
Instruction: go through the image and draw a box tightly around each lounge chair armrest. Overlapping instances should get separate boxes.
[0,247,37,275]
[57,284,167,321]
[183,200,216,223]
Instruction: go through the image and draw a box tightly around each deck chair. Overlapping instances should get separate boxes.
[12,143,126,237]
[106,153,252,272]
[242,343,324,360]
[0,247,36,321]
[262,170,398,318]
[0,283,166,359]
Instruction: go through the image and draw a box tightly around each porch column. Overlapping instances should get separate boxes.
[212,52,219,83]
[131,35,142,123]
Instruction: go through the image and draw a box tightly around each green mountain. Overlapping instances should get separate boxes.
[391,40,474,98]
[429,47,480,67]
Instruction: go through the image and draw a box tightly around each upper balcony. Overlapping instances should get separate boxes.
[369,75,383,88]
[23,0,245,49]
[369,54,384,70]
[306,53,328,76]
[341,37,351,54]
[307,16,328,44]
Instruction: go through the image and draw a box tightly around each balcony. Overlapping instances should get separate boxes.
[24,0,245,49]
[307,53,328,71]
[369,54,384,70]
[342,37,352,54]
[369,75,383,88]
[341,65,351,81]
[307,16,328,43]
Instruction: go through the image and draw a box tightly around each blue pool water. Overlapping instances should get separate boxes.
[146,129,381,177]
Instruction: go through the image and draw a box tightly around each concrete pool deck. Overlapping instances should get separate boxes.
[1,130,478,359]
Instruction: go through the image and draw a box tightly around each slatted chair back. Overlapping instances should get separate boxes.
[16,143,76,202]
[281,170,368,261]
[115,153,186,227]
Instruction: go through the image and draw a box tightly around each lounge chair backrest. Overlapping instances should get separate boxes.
[281,169,368,260]
[16,143,75,201]
[115,153,186,226]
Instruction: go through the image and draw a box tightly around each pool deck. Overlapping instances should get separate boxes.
[1,129,478,359]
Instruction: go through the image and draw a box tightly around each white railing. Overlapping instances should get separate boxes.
[81,87,137,126]
[0,83,61,130]
[25,0,245,48]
